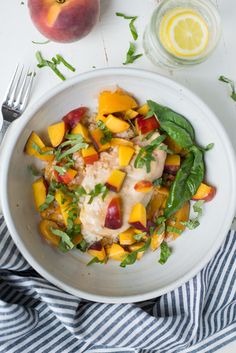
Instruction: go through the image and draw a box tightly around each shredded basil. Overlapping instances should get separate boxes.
[181,200,205,230]
[116,12,138,40]
[159,241,171,265]
[97,120,113,144]
[123,42,143,65]
[120,238,151,268]
[219,76,236,101]
[88,184,108,204]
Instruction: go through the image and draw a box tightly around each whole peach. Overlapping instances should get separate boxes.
[28,0,100,43]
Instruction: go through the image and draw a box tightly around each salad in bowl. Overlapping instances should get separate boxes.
[25,88,216,267]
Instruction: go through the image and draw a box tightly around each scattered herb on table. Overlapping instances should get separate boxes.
[32,40,50,45]
[219,75,236,101]
[97,120,113,144]
[159,241,171,265]
[123,42,143,65]
[181,200,205,230]
[116,12,138,40]
[36,51,76,81]
[88,184,108,204]
[120,238,151,268]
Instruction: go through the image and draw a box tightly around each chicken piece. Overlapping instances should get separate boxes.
[79,133,167,243]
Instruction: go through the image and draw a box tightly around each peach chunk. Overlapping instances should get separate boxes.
[128,203,147,231]
[124,109,139,120]
[104,197,122,229]
[135,115,160,135]
[166,201,190,240]
[147,186,169,220]
[63,107,88,128]
[55,190,73,226]
[90,128,111,152]
[164,154,181,175]
[165,136,183,154]
[119,228,136,245]
[48,121,66,147]
[28,0,100,43]
[108,243,129,261]
[71,123,91,142]
[134,180,153,193]
[88,241,106,261]
[105,170,126,192]
[118,145,135,167]
[105,115,130,133]
[110,138,134,147]
[54,168,77,184]
[192,183,216,202]
[137,104,149,116]
[32,177,47,211]
[95,114,107,123]
[150,226,165,251]
[129,241,145,260]
[39,220,60,247]
[98,90,138,115]
[25,131,54,161]
[81,146,99,165]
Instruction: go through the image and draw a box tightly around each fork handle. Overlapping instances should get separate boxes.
[0,120,11,145]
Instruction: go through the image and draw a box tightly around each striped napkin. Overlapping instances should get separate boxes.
[0,215,235,353]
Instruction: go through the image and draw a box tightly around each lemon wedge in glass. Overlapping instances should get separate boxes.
[159,9,209,58]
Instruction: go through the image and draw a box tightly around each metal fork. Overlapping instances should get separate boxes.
[0,65,35,143]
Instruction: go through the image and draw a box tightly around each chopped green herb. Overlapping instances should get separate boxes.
[55,54,76,72]
[32,142,54,156]
[120,238,151,268]
[144,110,155,119]
[27,165,42,177]
[158,145,174,154]
[97,120,113,144]
[155,216,166,225]
[153,178,163,187]
[133,232,146,241]
[159,241,171,265]
[87,256,107,266]
[88,184,108,204]
[205,143,214,151]
[157,223,166,235]
[134,134,166,173]
[219,75,236,101]
[181,200,205,230]
[116,12,138,40]
[39,194,54,212]
[123,42,143,65]
[77,239,88,252]
[32,40,50,45]
[54,166,67,175]
[51,228,74,250]
[166,226,182,234]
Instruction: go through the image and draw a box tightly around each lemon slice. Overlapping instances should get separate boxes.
[166,11,209,57]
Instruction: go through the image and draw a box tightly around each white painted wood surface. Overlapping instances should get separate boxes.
[0,1,235,351]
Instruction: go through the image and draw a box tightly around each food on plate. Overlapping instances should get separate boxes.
[25,88,216,267]
[28,0,100,43]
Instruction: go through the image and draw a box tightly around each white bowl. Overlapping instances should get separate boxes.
[0,68,235,303]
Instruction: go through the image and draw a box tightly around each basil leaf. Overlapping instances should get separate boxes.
[166,226,182,234]
[116,12,136,20]
[129,18,138,40]
[87,257,107,266]
[57,142,88,161]
[181,200,205,230]
[32,142,54,156]
[159,120,193,148]
[205,143,214,151]
[97,120,113,144]
[147,100,195,140]
[165,149,204,218]
[56,54,76,72]
[39,194,54,211]
[120,238,151,268]
[123,42,143,65]
[77,239,88,252]
[51,228,74,249]
[159,241,171,265]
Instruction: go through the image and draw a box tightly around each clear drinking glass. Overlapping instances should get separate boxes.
[143,0,221,69]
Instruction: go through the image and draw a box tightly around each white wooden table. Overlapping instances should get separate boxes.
[0,1,235,351]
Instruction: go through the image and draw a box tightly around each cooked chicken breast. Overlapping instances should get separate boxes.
[79,132,167,243]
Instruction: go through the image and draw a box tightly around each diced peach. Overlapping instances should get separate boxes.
[135,115,160,135]
[151,226,165,251]
[105,170,126,192]
[128,203,147,231]
[25,131,54,161]
[166,201,190,240]
[147,186,169,220]
[48,121,66,147]
[192,183,216,202]
[90,128,111,152]
[54,168,77,184]
[98,90,138,115]
[82,146,99,164]
[71,123,91,142]
[104,197,122,229]
[39,220,60,247]
[40,205,63,223]
[72,234,83,246]
[110,138,134,147]
[137,104,149,116]
[108,243,129,261]
[95,114,107,123]
[165,136,183,154]
[164,154,181,175]
[124,109,139,119]
[118,145,135,167]
[32,177,47,211]
[55,190,73,226]
[88,241,106,261]
[129,241,145,260]
[134,180,153,193]
[119,228,136,245]
[105,115,130,133]
[63,107,88,128]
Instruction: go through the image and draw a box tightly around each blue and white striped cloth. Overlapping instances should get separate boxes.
[0,215,235,353]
